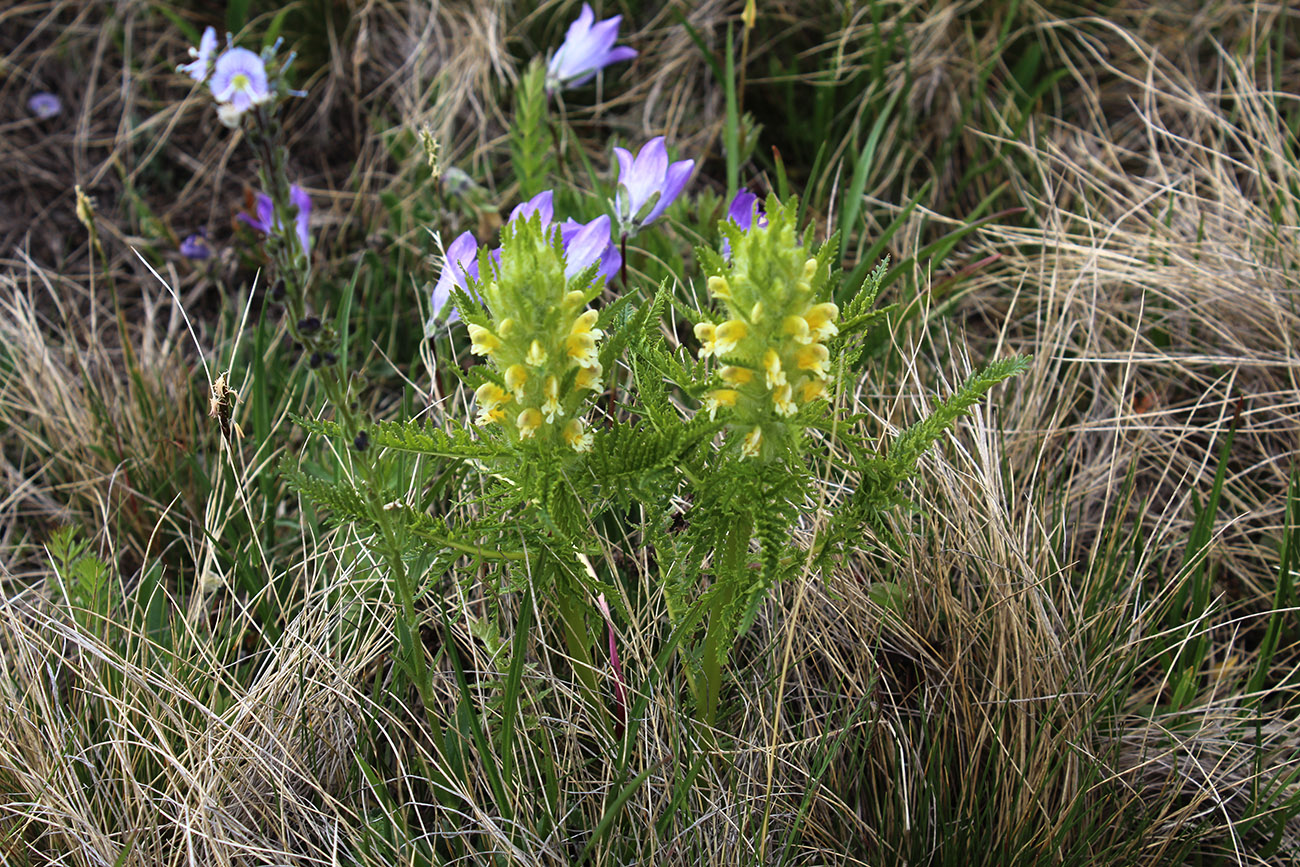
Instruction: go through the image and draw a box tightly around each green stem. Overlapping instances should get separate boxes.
[556,587,609,736]
[698,510,753,729]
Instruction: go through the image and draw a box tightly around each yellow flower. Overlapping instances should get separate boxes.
[542,375,564,422]
[526,339,548,367]
[707,275,731,300]
[570,309,604,340]
[563,290,587,310]
[714,319,748,355]
[795,343,830,379]
[563,418,593,452]
[772,383,796,417]
[505,364,529,400]
[694,321,717,358]
[468,324,500,356]
[798,378,826,403]
[783,315,811,345]
[702,388,739,420]
[763,348,786,388]
[741,425,763,459]
[566,310,602,368]
[720,365,753,387]
[498,317,517,337]
[750,301,763,323]
[474,382,509,425]
[516,407,543,439]
[804,303,839,341]
[575,362,604,392]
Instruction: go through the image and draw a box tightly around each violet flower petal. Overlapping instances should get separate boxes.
[431,230,480,323]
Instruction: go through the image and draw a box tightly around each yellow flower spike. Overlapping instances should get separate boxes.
[542,375,564,422]
[707,275,731,300]
[714,319,748,355]
[504,364,529,401]
[694,321,718,358]
[804,302,840,340]
[467,324,500,356]
[720,365,754,387]
[741,425,763,459]
[773,383,797,417]
[702,388,740,420]
[783,315,812,345]
[795,343,831,379]
[563,418,594,452]
[575,362,604,392]
[763,348,787,388]
[473,382,510,426]
[498,318,517,337]
[798,378,827,404]
[526,339,549,367]
[516,408,543,439]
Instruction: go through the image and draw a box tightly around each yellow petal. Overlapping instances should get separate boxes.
[720,365,753,387]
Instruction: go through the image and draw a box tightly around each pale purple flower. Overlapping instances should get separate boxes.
[545,3,637,94]
[430,231,481,324]
[180,229,211,260]
[502,190,619,282]
[559,216,620,281]
[209,47,269,124]
[613,137,694,234]
[178,26,218,82]
[720,189,768,258]
[238,184,312,253]
[27,92,61,120]
[507,190,554,226]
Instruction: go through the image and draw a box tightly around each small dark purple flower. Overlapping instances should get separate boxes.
[613,136,694,234]
[180,229,212,260]
[430,231,482,325]
[720,189,768,258]
[545,3,637,94]
[238,184,312,254]
[27,92,61,120]
[178,26,218,82]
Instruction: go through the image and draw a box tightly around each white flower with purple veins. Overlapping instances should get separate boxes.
[720,189,768,258]
[178,26,218,82]
[209,47,270,126]
[613,136,694,235]
[27,92,61,120]
[545,3,637,94]
[429,231,481,325]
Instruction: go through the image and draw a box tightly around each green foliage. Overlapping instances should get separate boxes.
[510,59,555,200]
